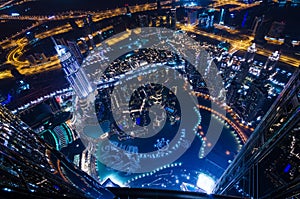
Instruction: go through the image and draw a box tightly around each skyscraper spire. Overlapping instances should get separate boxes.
[51,36,58,47]
[53,41,94,99]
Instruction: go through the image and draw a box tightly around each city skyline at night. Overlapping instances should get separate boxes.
[0,0,299,198]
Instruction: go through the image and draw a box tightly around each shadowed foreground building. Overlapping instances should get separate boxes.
[0,105,114,198]
[214,69,300,199]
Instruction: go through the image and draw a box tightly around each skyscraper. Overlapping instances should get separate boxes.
[53,38,94,99]
[198,10,215,29]
[244,43,257,63]
[251,16,263,35]
[0,105,114,198]
[170,8,177,29]
[261,50,280,78]
[157,0,161,12]
[219,8,225,25]
[187,9,197,25]
[67,40,84,64]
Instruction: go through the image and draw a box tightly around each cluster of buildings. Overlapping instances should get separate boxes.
[207,43,286,124]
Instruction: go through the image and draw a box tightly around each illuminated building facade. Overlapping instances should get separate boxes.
[265,51,280,69]
[170,8,177,29]
[53,38,94,99]
[198,10,215,29]
[261,51,280,79]
[0,105,114,198]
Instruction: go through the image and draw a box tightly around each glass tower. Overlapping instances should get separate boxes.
[53,39,94,99]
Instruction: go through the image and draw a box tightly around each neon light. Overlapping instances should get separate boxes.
[45,130,60,150]
[62,123,73,143]
[242,11,248,28]
[284,164,291,173]
[1,94,12,105]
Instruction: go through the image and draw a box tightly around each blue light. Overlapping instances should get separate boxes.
[284,164,291,173]
[165,107,175,113]
[1,93,12,105]
[53,185,60,190]
[241,11,248,28]
[136,117,141,125]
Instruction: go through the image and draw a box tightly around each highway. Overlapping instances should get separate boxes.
[0,0,299,80]
[179,24,300,67]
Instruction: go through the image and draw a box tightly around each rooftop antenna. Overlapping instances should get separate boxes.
[51,36,62,56]
[51,36,58,47]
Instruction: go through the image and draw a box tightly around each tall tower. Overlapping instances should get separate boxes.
[67,40,83,64]
[219,8,225,25]
[157,0,161,11]
[0,105,114,198]
[187,9,197,25]
[252,16,263,35]
[170,8,177,29]
[53,38,94,99]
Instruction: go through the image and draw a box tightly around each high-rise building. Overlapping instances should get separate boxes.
[198,10,215,29]
[138,15,149,27]
[244,43,257,63]
[219,8,225,25]
[0,105,114,198]
[170,8,177,29]
[176,5,186,22]
[67,40,84,64]
[53,38,94,99]
[251,16,263,35]
[157,0,161,12]
[213,69,300,198]
[88,34,95,49]
[261,51,280,78]
[187,9,197,25]
[198,12,209,29]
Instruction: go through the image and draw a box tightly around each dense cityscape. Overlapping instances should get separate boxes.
[0,0,299,198]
